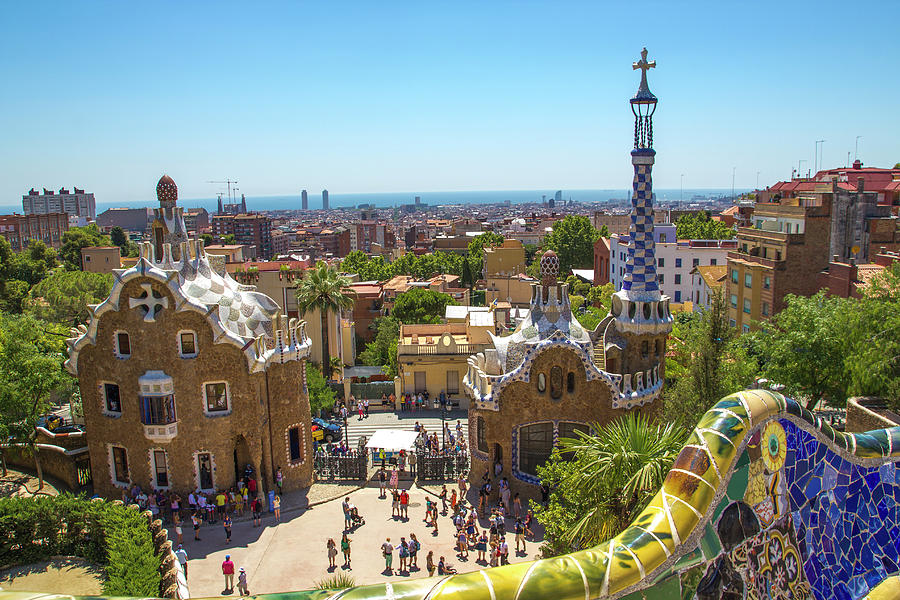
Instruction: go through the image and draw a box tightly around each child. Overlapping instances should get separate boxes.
[237,567,249,596]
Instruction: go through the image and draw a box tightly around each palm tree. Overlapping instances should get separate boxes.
[553,413,687,550]
[295,262,354,380]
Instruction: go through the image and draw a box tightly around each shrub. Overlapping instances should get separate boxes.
[315,572,356,589]
[0,494,161,596]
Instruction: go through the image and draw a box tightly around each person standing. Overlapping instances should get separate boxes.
[222,554,235,593]
[513,492,522,519]
[391,490,400,519]
[175,544,188,579]
[399,489,409,520]
[378,467,387,498]
[275,467,283,496]
[500,536,510,565]
[381,538,394,574]
[223,513,232,543]
[341,532,351,568]
[327,539,337,569]
[272,494,281,523]
[342,497,353,529]
[426,550,436,576]
[364,398,370,418]
[439,485,448,514]
[357,399,364,420]
[174,515,184,546]
[191,512,201,541]
[398,537,409,573]
[515,519,526,554]
[476,531,488,563]
[237,567,249,596]
[251,496,262,527]
[390,466,399,491]
[457,473,467,499]
[408,533,420,569]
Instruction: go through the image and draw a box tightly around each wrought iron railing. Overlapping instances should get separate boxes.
[416,451,469,481]
[313,451,368,481]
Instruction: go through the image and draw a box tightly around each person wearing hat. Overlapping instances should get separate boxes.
[237,566,249,596]
[175,544,188,579]
[222,554,235,593]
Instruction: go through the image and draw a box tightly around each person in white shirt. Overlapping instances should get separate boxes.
[175,544,188,578]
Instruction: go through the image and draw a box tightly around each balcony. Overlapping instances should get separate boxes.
[398,342,490,356]
[143,422,178,442]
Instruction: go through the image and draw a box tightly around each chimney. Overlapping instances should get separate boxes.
[857,177,865,193]
[853,159,862,170]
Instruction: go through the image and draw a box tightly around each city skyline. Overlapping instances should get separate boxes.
[1,1,898,203]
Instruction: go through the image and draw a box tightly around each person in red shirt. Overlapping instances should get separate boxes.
[399,490,409,520]
[247,478,257,495]
[222,554,235,593]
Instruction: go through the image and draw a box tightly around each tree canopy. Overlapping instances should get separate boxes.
[26,270,114,326]
[109,226,138,258]
[60,224,111,271]
[391,287,457,324]
[295,262,354,379]
[543,215,600,274]
[306,363,336,416]
[340,250,466,282]
[0,238,58,313]
[674,212,735,240]
[358,316,400,377]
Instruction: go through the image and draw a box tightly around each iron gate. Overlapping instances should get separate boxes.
[416,452,469,481]
[314,451,368,481]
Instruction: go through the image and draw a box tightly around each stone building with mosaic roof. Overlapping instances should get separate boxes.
[67,175,314,498]
[464,49,673,495]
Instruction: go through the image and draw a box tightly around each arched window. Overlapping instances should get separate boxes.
[477,417,488,453]
[537,373,546,393]
[550,366,563,399]
[518,423,554,477]
[567,372,575,394]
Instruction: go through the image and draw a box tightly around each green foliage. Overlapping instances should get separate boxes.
[461,258,474,288]
[564,275,591,296]
[315,572,356,589]
[391,287,457,324]
[340,250,466,281]
[26,270,113,325]
[0,237,59,313]
[0,495,162,596]
[200,233,213,247]
[674,212,735,240]
[665,290,758,428]
[466,232,505,278]
[586,282,615,311]
[524,243,539,265]
[296,262,354,379]
[575,305,607,331]
[359,316,399,377]
[109,226,139,258]
[306,363,336,415]
[597,224,611,238]
[543,215,600,274]
[60,224,111,271]
[533,414,686,556]
[222,233,236,244]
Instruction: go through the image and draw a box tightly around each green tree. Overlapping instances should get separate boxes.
[391,287,457,324]
[60,224,111,271]
[466,232,504,279]
[674,212,735,240]
[306,363,336,416]
[26,270,114,326]
[665,290,758,428]
[295,262,355,379]
[200,233,213,247]
[586,282,615,311]
[0,314,71,488]
[0,238,58,313]
[755,291,852,410]
[222,233,236,244]
[533,413,686,556]
[109,226,138,258]
[460,258,474,288]
[597,224,611,238]
[543,215,600,274]
[358,316,400,377]
[524,243,539,266]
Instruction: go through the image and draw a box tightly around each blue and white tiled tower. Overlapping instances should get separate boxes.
[611,48,672,341]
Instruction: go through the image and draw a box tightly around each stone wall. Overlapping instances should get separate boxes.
[2,444,83,490]
[845,396,900,433]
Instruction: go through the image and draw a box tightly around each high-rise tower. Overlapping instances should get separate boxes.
[301,189,308,210]
[322,189,329,211]
[609,48,672,379]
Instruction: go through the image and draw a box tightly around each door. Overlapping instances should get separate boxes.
[414,371,426,394]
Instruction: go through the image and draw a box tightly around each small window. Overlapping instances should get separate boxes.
[204,382,230,414]
[550,366,563,400]
[153,450,169,488]
[710,259,717,266]
[179,331,197,357]
[659,233,667,243]
[197,453,214,490]
[112,446,129,485]
[730,294,738,308]
[140,394,177,425]
[103,383,121,414]
[675,290,682,302]
[115,331,131,358]
[446,370,459,395]
[658,274,664,284]
[655,339,661,356]
[674,274,681,285]
[537,372,546,393]
[477,416,488,453]
[764,276,771,290]
[761,302,770,316]
[288,427,302,462]
[658,257,665,268]
[730,319,737,327]
[675,258,682,268]
[566,372,575,394]
[743,298,751,314]
[745,273,753,288]
[731,270,739,284]
[742,324,751,333]
[692,258,700,267]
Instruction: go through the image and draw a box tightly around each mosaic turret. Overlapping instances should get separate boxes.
[151,174,190,261]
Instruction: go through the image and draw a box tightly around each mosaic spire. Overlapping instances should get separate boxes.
[622,47,659,298]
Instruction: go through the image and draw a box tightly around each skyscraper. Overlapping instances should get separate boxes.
[301,189,308,210]
[240,194,247,213]
[322,189,329,210]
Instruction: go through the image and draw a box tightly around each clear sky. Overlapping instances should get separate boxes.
[1,1,897,204]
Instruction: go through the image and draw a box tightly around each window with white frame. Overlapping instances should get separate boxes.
[152,449,169,488]
[111,446,129,485]
[178,331,197,357]
[204,382,230,414]
[114,331,131,358]
[102,382,121,415]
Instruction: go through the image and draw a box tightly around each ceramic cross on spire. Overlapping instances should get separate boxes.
[632,47,655,89]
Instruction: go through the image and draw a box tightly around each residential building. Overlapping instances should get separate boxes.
[81,246,121,273]
[212,213,273,260]
[23,187,96,220]
[726,194,832,332]
[398,313,495,408]
[202,244,249,263]
[482,274,536,307]
[689,265,727,311]
[818,249,900,299]
[609,224,736,304]
[349,222,396,254]
[96,207,152,232]
[66,175,314,499]
[348,282,383,341]
[182,208,210,234]
[483,239,525,277]
[593,237,611,285]
[0,213,68,251]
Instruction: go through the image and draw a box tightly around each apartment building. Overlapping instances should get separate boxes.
[23,187,96,220]
[0,213,69,251]
[212,213,273,260]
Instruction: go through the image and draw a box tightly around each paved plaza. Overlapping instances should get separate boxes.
[171,484,543,596]
[336,409,469,449]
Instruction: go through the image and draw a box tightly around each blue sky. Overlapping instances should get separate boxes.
[1,1,897,204]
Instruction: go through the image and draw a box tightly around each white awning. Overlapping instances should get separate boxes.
[365,430,419,452]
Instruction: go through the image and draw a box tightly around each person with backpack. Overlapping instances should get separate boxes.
[398,537,409,573]
[381,538,394,574]
[408,533,420,569]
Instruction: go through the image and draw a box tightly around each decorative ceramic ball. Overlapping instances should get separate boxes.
[156,174,178,204]
[540,250,560,287]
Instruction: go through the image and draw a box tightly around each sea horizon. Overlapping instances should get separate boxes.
[0,187,747,216]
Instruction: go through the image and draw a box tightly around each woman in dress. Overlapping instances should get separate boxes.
[327,538,337,569]
[341,532,351,568]
[476,530,488,563]
[390,467,399,491]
